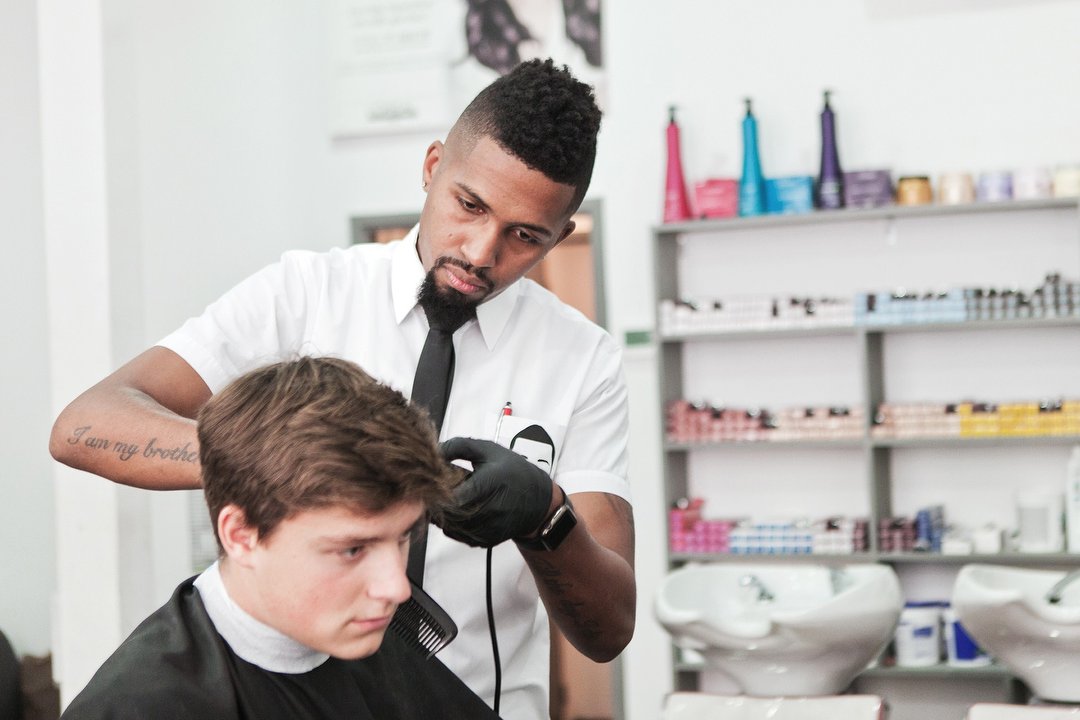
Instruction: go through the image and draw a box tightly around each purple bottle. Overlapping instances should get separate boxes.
[816,90,844,210]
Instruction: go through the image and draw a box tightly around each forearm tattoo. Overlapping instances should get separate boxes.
[531,556,602,644]
[66,425,197,464]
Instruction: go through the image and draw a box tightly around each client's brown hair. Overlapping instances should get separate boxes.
[198,356,455,545]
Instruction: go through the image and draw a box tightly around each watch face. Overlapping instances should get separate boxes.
[541,501,577,551]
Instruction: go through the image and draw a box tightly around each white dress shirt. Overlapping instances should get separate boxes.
[160,226,630,720]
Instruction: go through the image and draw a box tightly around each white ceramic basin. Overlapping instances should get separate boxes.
[661,692,885,720]
[966,703,1080,719]
[655,563,902,696]
[953,564,1080,703]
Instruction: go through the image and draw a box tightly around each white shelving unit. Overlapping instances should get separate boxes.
[652,197,1080,706]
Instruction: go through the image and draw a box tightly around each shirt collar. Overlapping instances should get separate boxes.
[390,224,520,350]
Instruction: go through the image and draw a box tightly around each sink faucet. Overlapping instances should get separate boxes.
[1046,569,1080,604]
[739,574,775,602]
[829,566,848,594]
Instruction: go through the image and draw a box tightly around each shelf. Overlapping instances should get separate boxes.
[880,552,1080,566]
[862,316,1080,335]
[659,316,1080,344]
[654,196,1079,236]
[871,435,1080,449]
[858,663,1012,680]
[666,436,1080,452]
[655,190,1080,698]
[665,439,864,452]
[660,326,856,342]
[669,553,875,564]
[675,660,1013,680]
[669,552,1080,566]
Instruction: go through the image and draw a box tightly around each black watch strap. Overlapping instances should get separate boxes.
[516,489,577,552]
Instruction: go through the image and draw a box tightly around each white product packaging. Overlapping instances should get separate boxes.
[1015,490,1064,553]
[895,602,942,667]
[972,525,1003,554]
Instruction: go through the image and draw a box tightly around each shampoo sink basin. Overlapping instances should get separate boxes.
[953,564,1080,703]
[655,563,901,696]
[662,692,886,720]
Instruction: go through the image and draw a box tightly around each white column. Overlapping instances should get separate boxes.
[37,0,123,706]
[619,344,675,720]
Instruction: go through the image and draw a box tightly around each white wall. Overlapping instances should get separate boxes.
[19,0,1080,713]
[0,0,55,659]
[598,0,1080,336]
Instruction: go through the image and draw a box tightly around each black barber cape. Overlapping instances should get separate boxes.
[61,577,501,720]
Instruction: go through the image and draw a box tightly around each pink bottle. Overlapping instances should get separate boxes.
[664,106,692,223]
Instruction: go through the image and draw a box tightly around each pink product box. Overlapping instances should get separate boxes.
[694,178,739,219]
[669,502,737,554]
[671,543,729,555]
[669,507,703,531]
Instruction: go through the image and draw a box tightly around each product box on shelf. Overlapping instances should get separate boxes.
[694,178,739,219]
[843,169,894,208]
[658,295,854,335]
[872,399,1080,440]
[666,400,863,444]
[668,499,869,557]
[764,176,815,215]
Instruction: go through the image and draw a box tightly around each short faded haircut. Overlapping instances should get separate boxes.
[198,356,455,545]
[452,57,602,213]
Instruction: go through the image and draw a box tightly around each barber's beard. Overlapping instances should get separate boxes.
[416,258,484,330]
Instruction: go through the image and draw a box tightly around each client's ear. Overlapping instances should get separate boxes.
[218,504,260,567]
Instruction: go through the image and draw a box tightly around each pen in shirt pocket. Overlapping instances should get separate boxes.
[495,402,512,443]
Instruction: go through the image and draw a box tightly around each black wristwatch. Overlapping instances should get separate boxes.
[516,489,577,552]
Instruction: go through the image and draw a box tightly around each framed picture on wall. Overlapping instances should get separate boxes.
[329,0,604,138]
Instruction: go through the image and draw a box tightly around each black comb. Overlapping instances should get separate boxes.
[389,581,458,658]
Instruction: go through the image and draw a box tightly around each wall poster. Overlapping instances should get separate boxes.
[330,0,604,138]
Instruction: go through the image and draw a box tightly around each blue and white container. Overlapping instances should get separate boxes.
[895,601,942,667]
[943,606,991,666]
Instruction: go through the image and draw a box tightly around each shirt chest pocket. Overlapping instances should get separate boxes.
[494,412,567,478]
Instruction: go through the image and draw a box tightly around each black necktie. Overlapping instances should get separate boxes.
[407,309,465,584]
[411,323,457,434]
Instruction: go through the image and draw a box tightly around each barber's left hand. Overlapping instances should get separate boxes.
[435,437,554,548]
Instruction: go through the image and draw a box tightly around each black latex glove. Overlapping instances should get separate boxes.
[436,437,554,548]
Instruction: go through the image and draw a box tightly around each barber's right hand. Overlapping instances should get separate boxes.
[435,437,554,548]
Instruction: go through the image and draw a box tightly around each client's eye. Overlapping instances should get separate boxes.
[341,545,367,559]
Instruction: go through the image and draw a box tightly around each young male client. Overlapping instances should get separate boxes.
[61,357,499,719]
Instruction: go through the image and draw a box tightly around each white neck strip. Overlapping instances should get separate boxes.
[194,561,329,674]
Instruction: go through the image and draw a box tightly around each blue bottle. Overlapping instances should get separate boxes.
[739,98,766,217]
[816,90,845,210]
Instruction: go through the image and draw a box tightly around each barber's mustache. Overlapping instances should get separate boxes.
[433,257,494,292]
